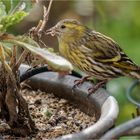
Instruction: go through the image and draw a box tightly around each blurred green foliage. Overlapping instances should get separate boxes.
[94,1,140,64]
[0,0,33,33]
[91,1,140,125]
[120,136,140,140]
[85,2,140,139]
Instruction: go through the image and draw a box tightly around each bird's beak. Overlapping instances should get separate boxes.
[45,26,57,36]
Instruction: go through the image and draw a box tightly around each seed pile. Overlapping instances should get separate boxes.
[0,89,96,139]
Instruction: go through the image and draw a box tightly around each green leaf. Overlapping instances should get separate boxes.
[18,36,40,48]
[0,0,32,15]
[9,0,26,15]
[0,10,27,33]
[0,1,7,18]
[9,0,33,14]
[0,0,11,14]
[3,39,73,72]
[0,1,6,32]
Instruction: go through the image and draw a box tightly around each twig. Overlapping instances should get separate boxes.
[28,0,53,48]
[9,0,24,14]
[14,50,29,71]
[100,116,140,139]
[38,0,53,34]
[29,0,53,37]
[10,45,17,68]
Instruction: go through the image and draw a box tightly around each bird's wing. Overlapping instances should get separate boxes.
[83,31,139,71]
[88,31,121,62]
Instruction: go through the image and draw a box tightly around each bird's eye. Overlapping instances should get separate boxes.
[60,25,66,29]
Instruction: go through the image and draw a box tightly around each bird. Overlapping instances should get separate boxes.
[46,19,140,96]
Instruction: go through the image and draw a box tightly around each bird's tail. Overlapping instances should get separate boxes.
[129,70,140,79]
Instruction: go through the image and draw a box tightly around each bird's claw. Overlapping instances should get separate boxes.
[74,79,83,86]
[87,87,97,97]
[87,80,107,97]
[73,76,91,88]
[72,76,92,93]
[72,79,82,92]
[72,77,87,90]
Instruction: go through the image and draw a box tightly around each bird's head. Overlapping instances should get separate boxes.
[46,19,87,43]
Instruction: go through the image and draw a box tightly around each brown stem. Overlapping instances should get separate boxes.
[10,45,17,68]
[38,0,53,34]
[14,50,29,71]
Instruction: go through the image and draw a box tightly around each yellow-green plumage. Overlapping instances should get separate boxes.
[47,19,140,81]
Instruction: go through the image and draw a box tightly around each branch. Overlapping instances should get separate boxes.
[38,0,53,34]
[29,0,53,47]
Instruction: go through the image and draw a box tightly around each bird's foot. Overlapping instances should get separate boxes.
[58,71,70,77]
[72,76,91,91]
[87,80,107,97]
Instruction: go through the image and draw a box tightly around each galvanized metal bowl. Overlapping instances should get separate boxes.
[20,64,119,139]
